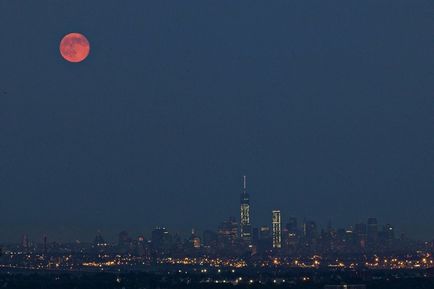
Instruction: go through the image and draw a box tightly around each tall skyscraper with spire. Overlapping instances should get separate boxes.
[240,175,252,243]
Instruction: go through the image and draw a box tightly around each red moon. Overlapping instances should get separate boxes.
[59,33,90,63]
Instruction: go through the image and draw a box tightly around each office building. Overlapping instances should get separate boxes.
[272,210,282,249]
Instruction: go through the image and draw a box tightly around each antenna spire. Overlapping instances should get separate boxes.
[243,175,247,191]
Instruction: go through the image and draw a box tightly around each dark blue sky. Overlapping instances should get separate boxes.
[0,0,433,242]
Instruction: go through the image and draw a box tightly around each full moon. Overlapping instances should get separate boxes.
[59,33,90,63]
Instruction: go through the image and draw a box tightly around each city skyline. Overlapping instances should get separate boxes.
[0,176,421,244]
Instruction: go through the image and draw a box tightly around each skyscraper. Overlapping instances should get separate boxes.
[367,218,378,245]
[240,175,252,243]
[304,220,318,245]
[355,223,367,249]
[285,218,299,248]
[272,210,282,249]
[151,227,172,254]
[190,229,201,249]
[218,217,239,248]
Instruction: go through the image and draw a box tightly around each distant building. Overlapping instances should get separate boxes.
[286,217,298,234]
[254,226,272,252]
[240,176,252,243]
[151,227,172,253]
[93,232,107,247]
[252,227,259,244]
[118,231,131,246]
[354,223,367,249]
[218,217,238,247]
[118,231,132,253]
[259,226,271,239]
[202,230,218,248]
[135,235,149,257]
[272,210,282,249]
[285,217,299,248]
[21,234,29,249]
[190,229,201,249]
[367,218,378,249]
[381,224,394,248]
[304,220,318,245]
[384,224,394,240]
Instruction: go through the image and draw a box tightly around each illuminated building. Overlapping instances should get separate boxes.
[240,175,252,243]
[259,226,271,239]
[218,217,238,246]
[272,210,281,249]
[190,229,201,248]
[255,226,272,252]
[384,224,394,240]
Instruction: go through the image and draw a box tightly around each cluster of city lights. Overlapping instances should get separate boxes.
[160,257,247,268]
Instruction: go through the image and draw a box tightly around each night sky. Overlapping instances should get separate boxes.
[0,0,433,242]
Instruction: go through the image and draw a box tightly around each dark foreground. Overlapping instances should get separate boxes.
[0,271,434,289]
